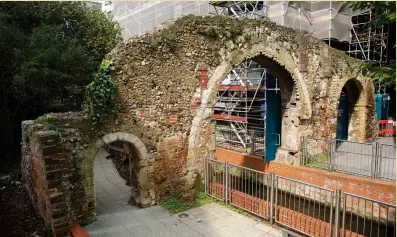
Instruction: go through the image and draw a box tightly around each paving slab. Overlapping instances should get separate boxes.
[85,148,283,237]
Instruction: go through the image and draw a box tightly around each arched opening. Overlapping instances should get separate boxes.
[93,140,139,216]
[212,55,296,162]
[88,132,155,218]
[336,79,364,141]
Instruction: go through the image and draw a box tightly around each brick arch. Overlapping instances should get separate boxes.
[332,78,369,141]
[88,132,155,207]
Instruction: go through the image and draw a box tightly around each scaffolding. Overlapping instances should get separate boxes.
[348,9,388,64]
[348,8,389,94]
[212,61,280,157]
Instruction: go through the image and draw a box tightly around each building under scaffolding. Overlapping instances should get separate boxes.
[109,1,389,64]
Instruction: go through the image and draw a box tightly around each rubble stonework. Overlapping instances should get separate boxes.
[108,15,376,171]
[21,15,377,235]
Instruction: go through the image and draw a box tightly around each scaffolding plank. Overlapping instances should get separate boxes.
[218,85,265,91]
[212,114,247,122]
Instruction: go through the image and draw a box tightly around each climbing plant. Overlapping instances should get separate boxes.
[85,60,119,131]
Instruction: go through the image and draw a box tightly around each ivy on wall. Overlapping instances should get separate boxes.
[85,60,119,131]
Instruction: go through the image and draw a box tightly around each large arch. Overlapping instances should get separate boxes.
[187,39,312,168]
[83,132,155,210]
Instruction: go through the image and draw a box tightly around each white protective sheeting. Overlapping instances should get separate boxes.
[110,1,359,42]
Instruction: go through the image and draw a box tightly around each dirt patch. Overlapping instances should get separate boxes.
[0,184,49,237]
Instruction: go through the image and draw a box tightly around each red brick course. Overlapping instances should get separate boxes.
[199,66,208,89]
[210,182,363,237]
[216,148,396,205]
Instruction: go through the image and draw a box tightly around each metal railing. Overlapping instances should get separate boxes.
[378,144,396,181]
[204,158,396,237]
[204,159,226,201]
[274,176,334,237]
[338,192,396,237]
[301,137,396,181]
[227,163,271,219]
[332,139,375,178]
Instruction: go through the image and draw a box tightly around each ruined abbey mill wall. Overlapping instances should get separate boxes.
[21,15,377,236]
[107,14,377,176]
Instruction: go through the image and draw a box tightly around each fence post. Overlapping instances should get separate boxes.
[270,173,275,224]
[204,159,208,194]
[334,189,341,237]
[328,139,333,171]
[224,161,228,204]
[301,136,305,165]
[372,142,378,179]
[250,130,255,155]
[376,142,380,179]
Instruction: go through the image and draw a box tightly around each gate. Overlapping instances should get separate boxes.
[226,163,271,220]
[204,159,226,201]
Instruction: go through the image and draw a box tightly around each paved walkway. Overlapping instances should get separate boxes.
[310,137,396,180]
[85,149,282,237]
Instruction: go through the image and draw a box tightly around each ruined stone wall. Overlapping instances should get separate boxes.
[21,113,94,236]
[107,15,377,175]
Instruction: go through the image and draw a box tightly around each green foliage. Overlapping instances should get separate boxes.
[85,60,119,131]
[161,191,213,214]
[345,1,396,88]
[198,26,219,38]
[36,114,53,123]
[346,1,396,26]
[161,197,196,214]
[44,222,52,233]
[0,2,121,153]
[47,124,58,132]
[150,28,179,52]
[197,17,246,40]
[347,62,396,87]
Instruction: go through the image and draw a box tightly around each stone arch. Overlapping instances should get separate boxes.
[188,42,312,167]
[87,132,155,208]
[333,78,368,141]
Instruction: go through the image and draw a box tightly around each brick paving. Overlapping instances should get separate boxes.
[84,149,282,237]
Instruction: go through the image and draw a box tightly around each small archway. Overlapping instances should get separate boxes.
[84,132,155,215]
[336,79,366,141]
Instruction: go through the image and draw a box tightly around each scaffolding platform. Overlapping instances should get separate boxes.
[218,85,266,91]
[212,114,248,122]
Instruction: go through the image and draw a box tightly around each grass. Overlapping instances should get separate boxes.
[160,190,252,218]
[161,191,213,214]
